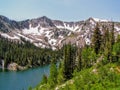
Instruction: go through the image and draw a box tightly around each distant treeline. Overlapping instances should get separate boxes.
[0,36,62,68]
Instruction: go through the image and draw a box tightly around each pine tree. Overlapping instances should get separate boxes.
[103,23,115,62]
[102,27,111,62]
[112,35,120,62]
[57,61,65,84]
[76,48,82,71]
[92,23,102,54]
[101,26,109,52]
[63,44,75,80]
[109,22,115,62]
[48,58,58,88]
[110,22,115,46]
[81,47,92,68]
[63,44,71,80]
[116,35,120,42]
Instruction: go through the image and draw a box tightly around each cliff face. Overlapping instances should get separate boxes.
[0,15,120,50]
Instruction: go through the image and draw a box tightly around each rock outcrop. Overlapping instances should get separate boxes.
[7,63,27,71]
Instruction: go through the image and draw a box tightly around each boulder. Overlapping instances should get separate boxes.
[7,62,27,71]
[7,63,18,71]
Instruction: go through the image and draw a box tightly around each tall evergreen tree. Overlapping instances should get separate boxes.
[48,58,58,88]
[110,22,115,46]
[112,35,120,62]
[92,23,102,54]
[109,22,115,62]
[103,23,115,62]
[76,48,82,71]
[101,26,109,52]
[57,61,65,84]
[102,27,111,62]
[63,44,76,80]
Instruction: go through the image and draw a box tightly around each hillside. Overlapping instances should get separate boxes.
[34,63,120,90]
[32,22,120,90]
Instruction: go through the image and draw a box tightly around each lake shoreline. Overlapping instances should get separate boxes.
[0,63,50,90]
[0,62,50,72]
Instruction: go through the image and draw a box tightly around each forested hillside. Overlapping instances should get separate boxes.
[33,23,120,90]
[0,36,62,69]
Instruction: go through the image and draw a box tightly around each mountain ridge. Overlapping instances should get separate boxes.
[0,15,120,50]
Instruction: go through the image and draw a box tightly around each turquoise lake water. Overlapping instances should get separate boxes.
[0,65,50,90]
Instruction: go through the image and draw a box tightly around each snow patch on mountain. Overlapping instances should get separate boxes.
[22,24,40,34]
[90,19,96,25]
[22,24,47,35]
[34,42,47,48]
[17,33,33,42]
[93,18,108,22]
[64,23,74,31]
[49,39,57,45]
[55,25,65,29]
[85,38,91,45]
[0,33,20,40]
[115,26,120,32]
[45,30,53,39]
[59,35,64,39]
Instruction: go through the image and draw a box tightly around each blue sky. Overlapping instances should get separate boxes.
[0,0,120,21]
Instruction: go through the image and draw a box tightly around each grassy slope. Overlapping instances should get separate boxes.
[57,63,120,90]
[33,63,120,90]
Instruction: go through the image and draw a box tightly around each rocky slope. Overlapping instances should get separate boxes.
[0,15,120,50]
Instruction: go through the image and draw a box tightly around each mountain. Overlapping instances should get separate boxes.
[0,15,120,50]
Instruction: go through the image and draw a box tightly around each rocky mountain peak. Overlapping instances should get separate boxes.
[0,15,10,21]
[29,16,55,28]
[0,15,120,50]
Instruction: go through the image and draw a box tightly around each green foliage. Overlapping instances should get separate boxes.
[47,59,58,88]
[112,37,120,63]
[0,36,62,68]
[28,23,120,90]
[110,22,115,45]
[75,48,82,71]
[63,44,76,80]
[57,62,65,84]
[102,23,115,62]
[40,74,48,84]
[81,47,96,68]
[28,86,32,90]
[58,64,120,90]
[92,23,102,54]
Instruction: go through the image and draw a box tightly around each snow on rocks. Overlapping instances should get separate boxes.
[0,33,20,40]
[93,18,108,22]
[115,26,120,32]
[22,24,46,35]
